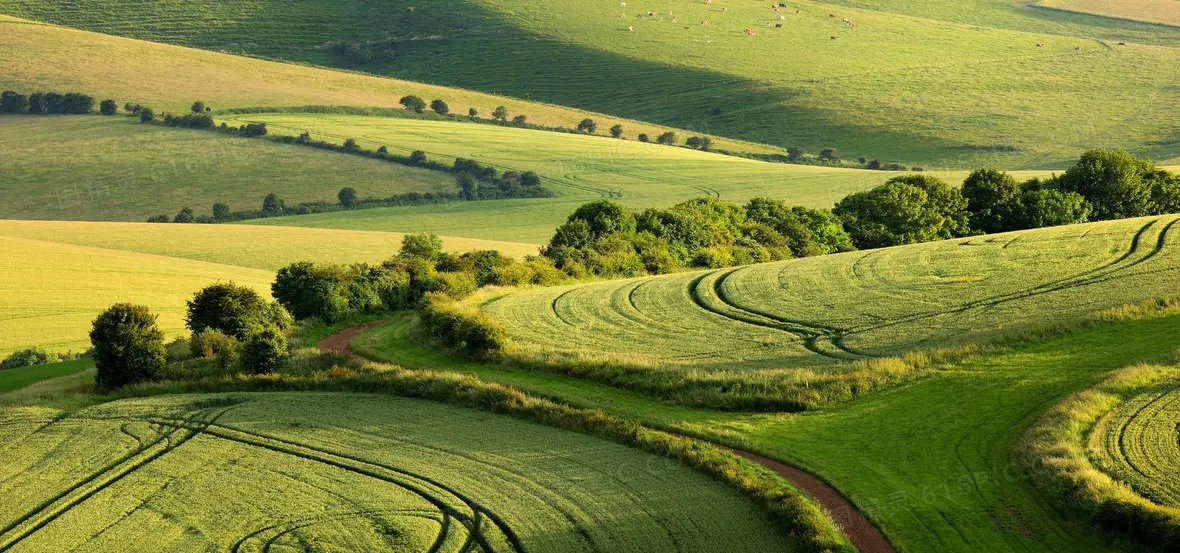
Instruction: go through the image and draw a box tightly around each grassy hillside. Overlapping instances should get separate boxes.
[362,294,1180,553]
[0,221,537,356]
[487,215,1180,371]
[4,1,1180,167]
[0,392,789,552]
[0,360,92,395]
[0,115,455,221]
[0,15,763,152]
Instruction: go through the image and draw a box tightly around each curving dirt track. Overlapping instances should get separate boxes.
[316,322,896,553]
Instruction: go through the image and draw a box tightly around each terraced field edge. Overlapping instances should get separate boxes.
[1017,363,1180,550]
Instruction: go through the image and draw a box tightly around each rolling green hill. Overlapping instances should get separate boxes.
[0,15,764,152]
[0,392,789,552]
[4,1,1180,167]
[483,215,1180,403]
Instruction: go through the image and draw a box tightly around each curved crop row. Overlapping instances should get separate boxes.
[1089,387,1180,508]
[1017,364,1180,550]
[0,393,793,552]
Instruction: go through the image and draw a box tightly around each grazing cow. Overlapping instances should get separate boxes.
[722,7,728,12]
[702,20,709,25]
[629,26,634,31]
[775,23,783,28]
[745,28,756,36]
[1118,42,1126,45]
[830,13,836,17]
[830,35,837,40]
[780,15,786,20]
[1036,43,1044,48]
[1075,46,1081,50]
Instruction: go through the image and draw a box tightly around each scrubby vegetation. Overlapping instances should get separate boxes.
[0,347,60,370]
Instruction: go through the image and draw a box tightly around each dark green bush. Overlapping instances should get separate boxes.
[834,175,969,249]
[610,124,624,138]
[173,207,195,223]
[241,327,289,374]
[399,95,426,113]
[577,118,597,134]
[338,187,358,207]
[186,282,290,340]
[0,91,28,113]
[430,99,449,115]
[1,347,60,370]
[90,303,166,389]
[99,99,118,115]
[139,108,155,123]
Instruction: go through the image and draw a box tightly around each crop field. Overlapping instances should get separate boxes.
[1036,0,1180,28]
[4,1,1180,167]
[0,392,788,552]
[0,220,537,356]
[1089,384,1180,507]
[0,360,92,395]
[486,215,1180,370]
[0,15,758,152]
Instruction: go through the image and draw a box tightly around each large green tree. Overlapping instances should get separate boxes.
[90,304,166,389]
[834,175,969,249]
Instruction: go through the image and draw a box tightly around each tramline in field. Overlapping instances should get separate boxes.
[487,215,1180,371]
[1090,385,1180,508]
[0,393,788,553]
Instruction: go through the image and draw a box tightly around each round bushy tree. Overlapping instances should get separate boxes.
[262,193,285,216]
[399,95,426,113]
[139,107,155,123]
[99,99,118,115]
[430,99,449,115]
[492,106,508,121]
[834,175,969,249]
[961,168,1021,234]
[610,124,624,138]
[173,207,195,223]
[191,101,206,114]
[186,282,289,340]
[90,304,166,389]
[577,118,597,134]
[468,107,478,118]
[212,202,231,222]
[241,327,289,374]
[1057,149,1155,220]
[338,187,358,207]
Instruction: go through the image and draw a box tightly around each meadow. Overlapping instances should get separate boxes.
[0,392,789,552]
[0,116,454,221]
[3,0,1180,166]
[0,15,760,152]
[0,220,537,356]
[486,215,1180,373]
[0,359,92,395]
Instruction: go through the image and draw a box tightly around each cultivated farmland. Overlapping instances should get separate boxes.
[4,0,1179,166]
[0,220,537,356]
[0,392,789,552]
[486,215,1180,371]
[1090,384,1180,507]
[1035,0,1180,28]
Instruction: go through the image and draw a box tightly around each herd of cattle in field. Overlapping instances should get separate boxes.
[613,1,855,38]
[611,0,1091,48]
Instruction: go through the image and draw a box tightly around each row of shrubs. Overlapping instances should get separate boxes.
[145,136,553,223]
[1017,363,1180,550]
[0,347,62,370]
[270,234,567,325]
[0,90,110,115]
[536,150,1180,278]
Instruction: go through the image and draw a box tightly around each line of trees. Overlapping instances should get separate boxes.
[148,158,552,224]
[1,90,104,115]
[271,234,567,324]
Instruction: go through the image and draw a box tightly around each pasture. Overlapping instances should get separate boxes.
[0,393,788,552]
[0,220,537,356]
[3,1,1180,166]
[486,215,1180,371]
[0,116,454,222]
[0,360,92,395]
[0,15,759,152]
[1090,384,1180,507]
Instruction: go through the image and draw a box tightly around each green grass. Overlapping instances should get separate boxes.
[0,115,455,221]
[1089,380,1180,507]
[0,220,538,357]
[358,298,1180,553]
[3,1,1180,167]
[0,359,92,395]
[228,113,1054,243]
[0,392,790,552]
[486,215,1180,376]
[0,15,764,153]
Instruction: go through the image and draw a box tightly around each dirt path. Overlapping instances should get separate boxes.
[316,322,895,553]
